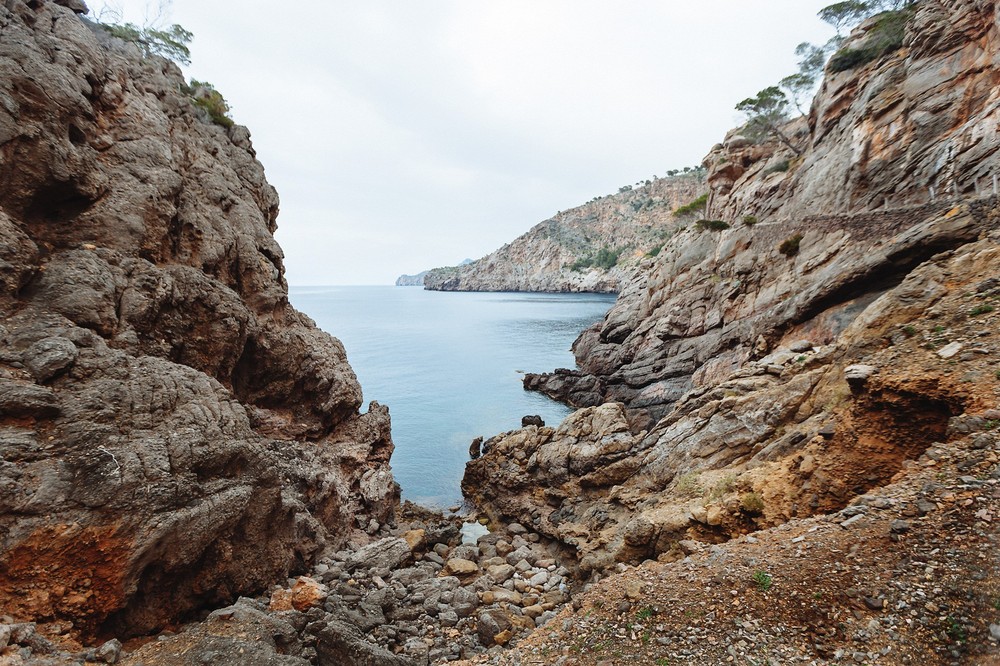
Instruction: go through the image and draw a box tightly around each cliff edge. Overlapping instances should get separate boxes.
[424,175,706,293]
[460,3,1000,659]
[0,0,397,640]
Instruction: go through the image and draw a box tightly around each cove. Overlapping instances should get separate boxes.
[289,286,615,508]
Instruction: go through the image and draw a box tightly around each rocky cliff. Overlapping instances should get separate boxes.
[423,175,706,293]
[0,0,397,642]
[705,0,999,223]
[465,0,1000,586]
[524,0,1000,429]
[395,271,428,286]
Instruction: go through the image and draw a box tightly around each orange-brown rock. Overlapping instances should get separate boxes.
[268,577,328,612]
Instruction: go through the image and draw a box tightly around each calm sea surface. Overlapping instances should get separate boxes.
[288,286,615,509]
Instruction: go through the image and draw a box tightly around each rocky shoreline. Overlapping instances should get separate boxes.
[2,504,581,665]
[2,0,1000,664]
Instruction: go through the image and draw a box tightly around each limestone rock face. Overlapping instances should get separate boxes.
[467,214,1000,569]
[527,202,989,429]
[0,1,397,639]
[705,0,1000,223]
[424,176,706,293]
[466,0,1000,572]
[394,271,428,286]
[526,0,1000,429]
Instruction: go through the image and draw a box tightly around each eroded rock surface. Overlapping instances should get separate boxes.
[424,176,705,293]
[524,0,1000,429]
[466,0,1000,579]
[706,0,1000,222]
[0,0,396,641]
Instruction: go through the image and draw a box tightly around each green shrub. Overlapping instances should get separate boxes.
[570,246,621,271]
[764,160,790,175]
[752,571,773,592]
[779,233,804,257]
[645,245,662,258]
[189,80,234,128]
[636,606,655,621]
[902,324,917,337]
[673,193,709,217]
[970,304,995,316]
[828,8,912,72]
[743,215,758,226]
[594,247,621,269]
[695,219,730,232]
[740,492,765,514]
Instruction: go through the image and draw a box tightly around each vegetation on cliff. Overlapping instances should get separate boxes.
[423,173,707,293]
[737,0,920,153]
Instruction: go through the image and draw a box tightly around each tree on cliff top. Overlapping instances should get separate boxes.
[819,1,870,35]
[100,22,193,64]
[735,87,802,156]
[94,1,193,65]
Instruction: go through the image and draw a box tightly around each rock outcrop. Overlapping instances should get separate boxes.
[424,176,706,293]
[705,0,999,222]
[395,271,429,286]
[0,0,396,641]
[525,0,1000,429]
[466,0,1000,577]
[467,200,999,572]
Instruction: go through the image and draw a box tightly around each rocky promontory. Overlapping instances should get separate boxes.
[524,0,1000,430]
[395,271,429,286]
[460,1,1000,661]
[0,0,395,646]
[423,175,706,293]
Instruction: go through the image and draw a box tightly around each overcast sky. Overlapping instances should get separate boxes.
[98,1,836,285]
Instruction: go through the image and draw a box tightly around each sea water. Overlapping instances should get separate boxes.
[289,286,615,508]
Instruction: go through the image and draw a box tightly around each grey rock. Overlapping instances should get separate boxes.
[124,608,306,665]
[317,619,417,666]
[507,522,528,535]
[840,514,865,528]
[452,586,479,618]
[0,378,60,418]
[528,571,549,587]
[348,538,412,572]
[96,638,123,664]
[23,337,78,382]
[845,365,878,389]
[0,0,399,640]
[53,0,89,13]
[937,342,963,359]
[477,608,512,647]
